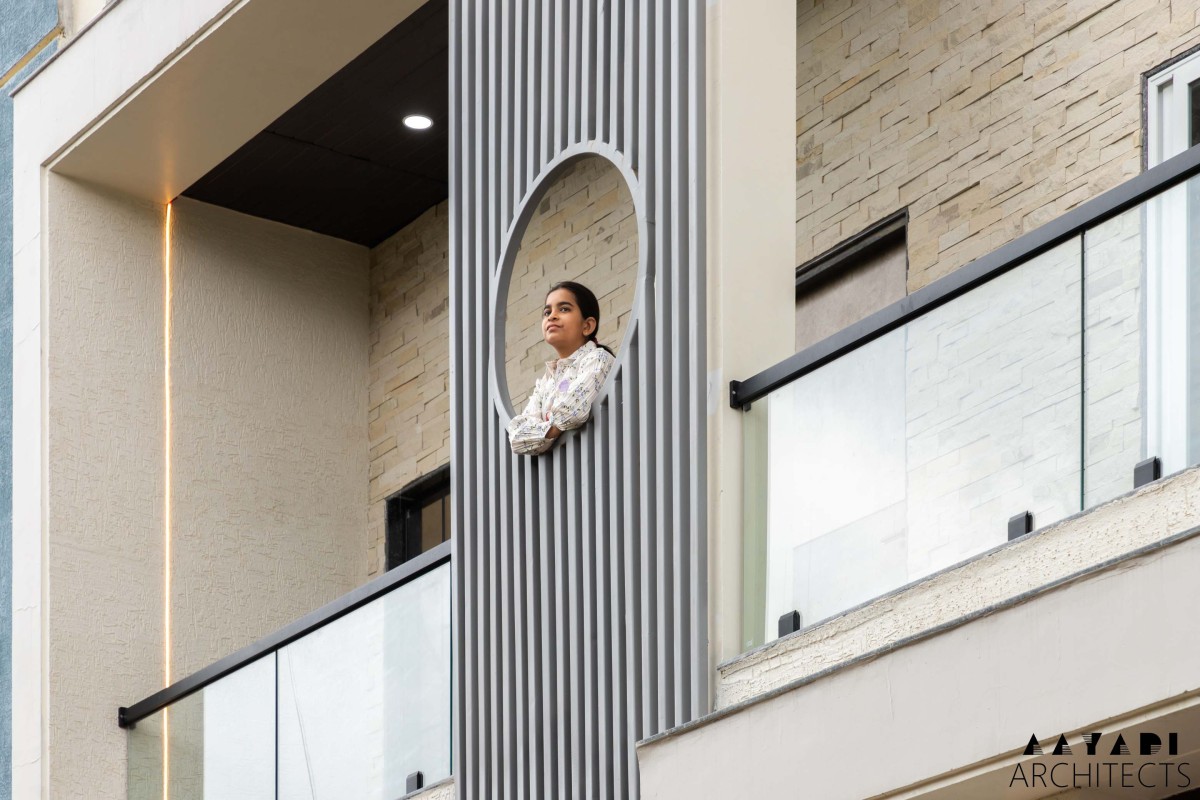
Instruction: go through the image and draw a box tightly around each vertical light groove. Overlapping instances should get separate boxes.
[162,200,173,800]
[454,3,706,797]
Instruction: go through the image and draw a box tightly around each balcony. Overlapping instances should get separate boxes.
[736,145,1200,650]
[121,544,451,799]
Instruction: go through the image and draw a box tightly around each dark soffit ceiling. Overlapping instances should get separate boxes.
[182,0,448,248]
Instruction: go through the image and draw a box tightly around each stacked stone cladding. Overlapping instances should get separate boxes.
[367,157,639,574]
[796,0,1200,290]
[368,202,452,577]
[505,155,638,411]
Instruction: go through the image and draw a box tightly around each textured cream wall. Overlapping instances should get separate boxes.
[795,0,1200,290]
[169,197,368,676]
[46,174,166,800]
[45,179,368,798]
[367,202,451,577]
[504,156,638,410]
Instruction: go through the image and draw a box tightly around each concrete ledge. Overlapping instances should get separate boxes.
[718,464,1200,709]
[406,776,454,800]
[642,520,1200,800]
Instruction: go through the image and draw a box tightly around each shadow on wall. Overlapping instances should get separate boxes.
[504,155,638,411]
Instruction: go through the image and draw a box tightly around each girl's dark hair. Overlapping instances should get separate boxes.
[547,280,615,356]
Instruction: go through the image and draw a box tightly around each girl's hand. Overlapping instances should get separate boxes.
[546,425,563,440]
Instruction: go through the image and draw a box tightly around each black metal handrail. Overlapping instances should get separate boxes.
[730,142,1200,409]
[118,539,452,728]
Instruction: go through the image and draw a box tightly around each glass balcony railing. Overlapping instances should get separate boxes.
[738,154,1200,650]
[124,546,452,800]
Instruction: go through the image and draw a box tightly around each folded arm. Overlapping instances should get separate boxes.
[507,383,554,455]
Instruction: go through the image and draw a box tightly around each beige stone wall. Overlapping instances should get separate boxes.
[365,158,639,571]
[795,0,1200,291]
[367,202,451,576]
[504,155,638,410]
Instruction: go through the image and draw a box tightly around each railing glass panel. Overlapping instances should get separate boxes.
[277,562,453,799]
[744,238,1083,647]
[125,558,452,799]
[128,655,275,800]
[1084,175,1200,503]
[745,170,1200,650]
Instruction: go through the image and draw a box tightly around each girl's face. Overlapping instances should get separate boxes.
[543,287,596,357]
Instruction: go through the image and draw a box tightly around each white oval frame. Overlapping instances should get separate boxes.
[489,142,650,426]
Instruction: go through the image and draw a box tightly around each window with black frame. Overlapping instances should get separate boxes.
[386,464,451,570]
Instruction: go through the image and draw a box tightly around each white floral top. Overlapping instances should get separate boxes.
[507,340,616,455]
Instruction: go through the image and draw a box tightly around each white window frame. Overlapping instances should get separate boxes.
[1147,51,1200,167]
[1145,52,1200,471]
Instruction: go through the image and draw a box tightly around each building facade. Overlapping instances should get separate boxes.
[6,0,1200,798]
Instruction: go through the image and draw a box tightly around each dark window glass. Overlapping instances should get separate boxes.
[1190,79,1200,148]
[386,465,451,570]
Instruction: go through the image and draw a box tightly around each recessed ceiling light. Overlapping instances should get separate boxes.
[403,114,434,130]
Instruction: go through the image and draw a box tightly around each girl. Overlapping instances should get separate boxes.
[507,281,616,455]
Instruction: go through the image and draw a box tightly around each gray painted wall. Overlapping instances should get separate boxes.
[2,3,60,799]
[451,2,707,798]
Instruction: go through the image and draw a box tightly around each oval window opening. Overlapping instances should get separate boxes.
[503,155,639,412]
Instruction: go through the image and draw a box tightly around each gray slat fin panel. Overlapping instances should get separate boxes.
[451,3,706,797]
